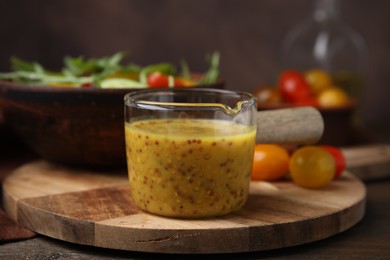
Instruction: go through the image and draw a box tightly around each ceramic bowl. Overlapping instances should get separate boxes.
[0,80,223,167]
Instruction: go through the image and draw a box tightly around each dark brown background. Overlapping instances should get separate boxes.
[0,0,389,130]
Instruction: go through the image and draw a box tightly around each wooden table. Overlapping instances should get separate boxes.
[1,126,390,259]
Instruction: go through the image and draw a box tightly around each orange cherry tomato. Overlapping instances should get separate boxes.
[289,146,336,189]
[252,144,290,181]
[321,145,346,179]
[174,77,196,87]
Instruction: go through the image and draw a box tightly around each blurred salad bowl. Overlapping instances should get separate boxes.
[0,52,223,167]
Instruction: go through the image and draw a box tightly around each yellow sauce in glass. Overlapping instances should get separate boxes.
[125,119,256,218]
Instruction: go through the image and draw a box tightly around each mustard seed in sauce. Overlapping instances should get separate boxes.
[125,118,256,218]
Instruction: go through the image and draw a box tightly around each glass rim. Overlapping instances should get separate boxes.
[124,88,255,106]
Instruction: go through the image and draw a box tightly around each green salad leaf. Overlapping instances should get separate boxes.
[199,51,220,85]
[0,51,221,88]
[139,63,177,84]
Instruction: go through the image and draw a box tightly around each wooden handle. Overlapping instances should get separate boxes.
[256,106,324,145]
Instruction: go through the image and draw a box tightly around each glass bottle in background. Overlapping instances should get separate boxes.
[280,0,368,124]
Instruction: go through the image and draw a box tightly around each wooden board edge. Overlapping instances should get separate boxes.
[91,191,366,254]
[9,187,366,254]
[343,144,390,181]
[15,199,95,245]
[2,185,18,221]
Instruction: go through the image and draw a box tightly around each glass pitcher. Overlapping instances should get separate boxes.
[124,88,257,218]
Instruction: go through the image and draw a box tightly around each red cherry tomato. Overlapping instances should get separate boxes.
[147,72,186,88]
[294,97,319,107]
[278,70,313,103]
[147,72,170,88]
[81,82,92,88]
[321,145,346,179]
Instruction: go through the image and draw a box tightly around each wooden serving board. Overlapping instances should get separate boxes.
[3,160,366,254]
[342,144,390,181]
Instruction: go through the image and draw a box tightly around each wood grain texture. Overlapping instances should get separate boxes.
[3,160,366,254]
[343,144,390,181]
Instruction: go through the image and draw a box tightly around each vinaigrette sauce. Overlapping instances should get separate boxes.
[125,119,256,218]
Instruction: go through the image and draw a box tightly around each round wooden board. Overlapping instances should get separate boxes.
[3,160,366,254]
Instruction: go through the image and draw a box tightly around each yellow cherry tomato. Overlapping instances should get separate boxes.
[47,83,79,88]
[252,144,290,181]
[106,71,139,81]
[317,86,350,108]
[305,69,332,95]
[289,146,336,189]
